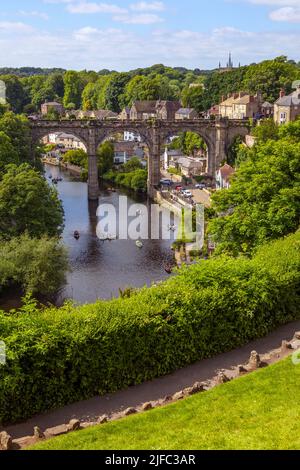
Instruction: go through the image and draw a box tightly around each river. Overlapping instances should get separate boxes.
[42,164,177,305]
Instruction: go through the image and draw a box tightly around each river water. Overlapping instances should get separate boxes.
[43,164,176,305]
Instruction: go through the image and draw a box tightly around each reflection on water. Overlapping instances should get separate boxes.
[44,165,176,304]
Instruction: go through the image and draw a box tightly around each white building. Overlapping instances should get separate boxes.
[216,164,235,190]
[123,131,141,142]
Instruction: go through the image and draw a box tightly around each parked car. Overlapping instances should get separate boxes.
[182,190,193,198]
[195,183,206,190]
[160,179,173,186]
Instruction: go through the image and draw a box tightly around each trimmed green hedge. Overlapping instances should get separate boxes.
[0,232,299,425]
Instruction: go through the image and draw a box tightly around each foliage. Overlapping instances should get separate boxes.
[0,231,299,424]
[123,157,144,172]
[0,131,19,177]
[208,121,300,255]
[63,71,84,109]
[0,234,68,296]
[252,119,279,143]
[63,149,88,169]
[0,111,33,164]
[0,164,64,239]
[97,141,114,174]
[170,131,207,156]
[242,56,300,102]
[181,85,204,112]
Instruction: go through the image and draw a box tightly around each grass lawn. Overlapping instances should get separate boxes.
[31,357,300,450]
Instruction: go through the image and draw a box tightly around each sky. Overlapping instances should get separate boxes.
[0,0,299,70]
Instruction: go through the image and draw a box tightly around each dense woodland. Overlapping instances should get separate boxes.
[1,56,300,115]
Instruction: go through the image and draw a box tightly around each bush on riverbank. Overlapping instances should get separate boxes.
[0,231,299,424]
[0,234,69,297]
[103,168,147,192]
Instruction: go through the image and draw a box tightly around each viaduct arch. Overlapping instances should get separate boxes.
[30,118,249,200]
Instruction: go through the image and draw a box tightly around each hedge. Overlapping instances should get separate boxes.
[0,231,299,425]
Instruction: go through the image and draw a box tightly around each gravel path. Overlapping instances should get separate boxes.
[3,319,300,439]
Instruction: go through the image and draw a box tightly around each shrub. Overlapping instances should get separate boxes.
[0,234,69,296]
[0,232,299,424]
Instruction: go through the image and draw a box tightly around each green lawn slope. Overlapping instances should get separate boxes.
[31,356,300,450]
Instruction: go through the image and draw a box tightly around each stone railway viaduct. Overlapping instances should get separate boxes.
[30,118,249,200]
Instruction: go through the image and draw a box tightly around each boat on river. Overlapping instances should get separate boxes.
[74,231,80,240]
[136,240,143,249]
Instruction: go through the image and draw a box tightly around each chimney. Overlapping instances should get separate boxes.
[279,89,285,98]
[221,95,225,102]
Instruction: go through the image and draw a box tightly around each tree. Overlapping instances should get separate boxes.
[63,149,87,168]
[44,106,60,121]
[0,234,69,296]
[252,119,279,143]
[105,73,131,112]
[0,164,64,239]
[123,157,143,172]
[97,141,114,174]
[208,131,300,255]
[0,111,32,163]
[181,85,204,112]
[242,57,300,102]
[0,75,27,113]
[0,131,19,177]
[131,169,147,192]
[63,71,84,109]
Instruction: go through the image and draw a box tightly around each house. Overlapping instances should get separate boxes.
[45,132,86,151]
[41,101,64,116]
[113,141,145,165]
[130,101,157,120]
[162,148,185,171]
[129,100,181,120]
[261,102,274,118]
[156,100,181,120]
[124,131,141,142]
[119,107,131,120]
[219,92,262,119]
[175,108,198,120]
[208,104,220,118]
[274,83,300,125]
[177,157,205,177]
[215,163,235,189]
[66,109,118,120]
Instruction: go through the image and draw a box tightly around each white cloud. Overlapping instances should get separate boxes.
[19,10,49,20]
[66,2,127,14]
[270,6,300,21]
[0,23,299,70]
[0,22,34,34]
[113,13,164,23]
[130,1,165,11]
[246,1,300,5]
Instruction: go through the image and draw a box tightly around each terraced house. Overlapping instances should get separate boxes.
[274,82,300,125]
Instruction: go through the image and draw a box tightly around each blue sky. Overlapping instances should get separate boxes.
[0,0,299,70]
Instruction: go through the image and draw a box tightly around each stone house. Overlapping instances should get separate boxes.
[156,100,181,120]
[175,108,199,120]
[113,141,145,165]
[130,101,157,120]
[130,100,181,120]
[66,109,118,120]
[219,92,262,119]
[261,102,274,118]
[177,157,205,177]
[41,101,64,116]
[274,85,300,125]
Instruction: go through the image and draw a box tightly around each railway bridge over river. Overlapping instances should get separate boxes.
[30,117,249,200]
